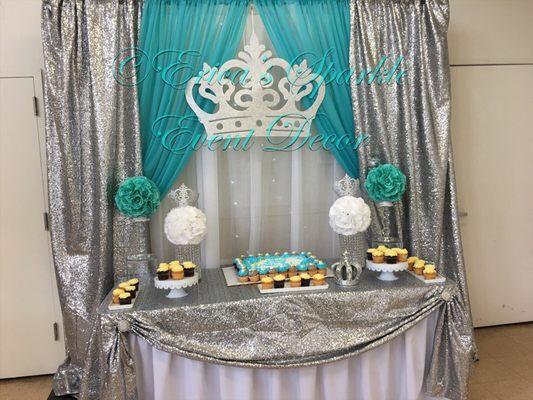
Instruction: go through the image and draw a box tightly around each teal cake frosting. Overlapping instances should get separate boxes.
[234,252,326,275]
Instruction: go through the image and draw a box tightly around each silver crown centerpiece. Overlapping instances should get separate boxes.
[331,250,363,286]
[169,183,199,207]
[185,31,326,138]
[334,173,360,197]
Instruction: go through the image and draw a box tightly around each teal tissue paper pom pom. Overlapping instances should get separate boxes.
[115,176,160,218]
[364,164,406,203]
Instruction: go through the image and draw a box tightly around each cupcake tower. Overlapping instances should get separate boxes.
[366,245,408,264]
[234,251,328,285]
[111,278,140,306]
[156,260,197,281]
[367,246,440,281]
[154,260,199,298]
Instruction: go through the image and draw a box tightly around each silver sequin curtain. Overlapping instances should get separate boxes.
[349,0,475,395]
[41,0,144,395]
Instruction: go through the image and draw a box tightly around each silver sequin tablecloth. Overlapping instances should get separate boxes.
[81,268,474,400]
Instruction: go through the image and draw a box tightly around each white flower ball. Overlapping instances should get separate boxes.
[329,196,371,236]
[164,206,208,245]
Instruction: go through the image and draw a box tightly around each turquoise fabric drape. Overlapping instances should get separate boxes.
[255,0,360,178]
[138,0,250,195]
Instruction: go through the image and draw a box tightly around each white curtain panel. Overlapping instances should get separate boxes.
[150,9,346,267]
[129,313,444,400]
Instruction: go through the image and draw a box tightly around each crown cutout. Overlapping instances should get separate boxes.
[185,31,326,138]
[333,174,359,197]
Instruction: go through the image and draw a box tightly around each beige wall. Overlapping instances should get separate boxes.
[449,0,533,326]
[0,0,43,76]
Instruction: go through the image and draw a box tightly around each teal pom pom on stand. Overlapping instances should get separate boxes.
[364,164,406,203]
[115,176,160,218]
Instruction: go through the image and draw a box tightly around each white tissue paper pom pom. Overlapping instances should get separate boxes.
[164,206,208,245]
[329,196,371,236]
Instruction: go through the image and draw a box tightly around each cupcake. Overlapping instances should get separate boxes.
[300,273,311,287]
[249,270,260,283]
[268,268,278,278]
[258,266,269,279]
[169,260,181,269]
[423,264,437,280]
[297,264,308,275]
[289,275,302,288]
[273,274,285,289]
[366,248,376,261]
[124,285,136,299]
[372,250,385,263]
[407,256,418,271]
[156,263,170,280]
[385,249,398,264]
[312,273,325,286]
[413,260,425,275]
[183,261,196,277]
[112,289,124,304]
[288,265,298,277]
[397,248,408,262]
[316,261,328,276]
[127,278,139,290]
[118,292,132,305]
[307,263,318,276]
[237,269,249,283]
[118,282,130,290]
[171,264,184,280]
[278,264,289,278]
[377,245,388,252]
[261,276,274,289]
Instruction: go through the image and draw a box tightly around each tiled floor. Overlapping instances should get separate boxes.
[0,322,532,400]
[469,322,533,400]
[0,375,53,400]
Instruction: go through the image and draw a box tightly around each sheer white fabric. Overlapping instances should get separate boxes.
[150,9,345,267]
[129,313,444,400]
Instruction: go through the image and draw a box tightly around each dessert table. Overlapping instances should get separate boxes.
[80,268,474,400]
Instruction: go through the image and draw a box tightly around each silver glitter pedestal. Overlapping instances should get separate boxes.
[372,202,402,249]
[126,218,155,278]
[174,244,202,280]
[339,233,366,268]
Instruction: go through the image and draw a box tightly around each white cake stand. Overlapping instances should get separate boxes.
[154,274,198,298]
[366,260,408,281]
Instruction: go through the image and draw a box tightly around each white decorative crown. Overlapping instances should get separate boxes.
[169,184,198,207]
[333,174,360,197]
[185,32,326,138]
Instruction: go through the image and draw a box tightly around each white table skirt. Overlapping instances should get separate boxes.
[130,312,444,400]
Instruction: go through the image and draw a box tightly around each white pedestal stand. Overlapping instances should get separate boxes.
[366,260,408,281]
[154,274,198,298]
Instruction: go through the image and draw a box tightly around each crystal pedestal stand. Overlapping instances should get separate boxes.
[126,217,155,278]
[154,275,199,298]
[339,233,366,268]
[372,202,402,249]
[175,244,202,281]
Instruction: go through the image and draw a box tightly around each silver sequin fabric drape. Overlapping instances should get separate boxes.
[41,0,144,395]
[349,0,475,398]
[80,269,471,400]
